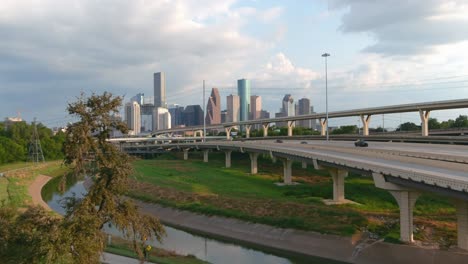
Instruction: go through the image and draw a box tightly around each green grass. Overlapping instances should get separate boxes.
[0,162,31,173]
[105,240,208,264]
[0,160,66,207]
[130,152,457,243]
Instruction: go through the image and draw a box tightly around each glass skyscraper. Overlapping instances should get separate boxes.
[237,79,251,121]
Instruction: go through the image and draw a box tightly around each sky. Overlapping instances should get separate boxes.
[1,0,468,130]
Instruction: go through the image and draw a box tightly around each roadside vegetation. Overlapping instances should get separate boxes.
[129,152,457,248]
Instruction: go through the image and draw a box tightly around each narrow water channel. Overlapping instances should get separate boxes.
[42,177,347,264]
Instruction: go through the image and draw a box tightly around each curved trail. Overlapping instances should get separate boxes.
[28,174,52,211]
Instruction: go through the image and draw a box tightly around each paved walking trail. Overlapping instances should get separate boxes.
[28,174,52,211]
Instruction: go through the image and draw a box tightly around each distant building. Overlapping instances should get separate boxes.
[221,110,227,124]
[250,95,261,120]
[182,105,204,126]
[275,94,294,127]
[154,72,166,108]
[168,104,185,127]
[297,98,311,128]
[130,93,145,105]
[140,103,155,132]
[260,110,270,119]
[282,94,295,117]
[226,94,240,123]
[205,88,221,125]
[153,107,171,131]
[125,101,141,135]
[237,79,251,121]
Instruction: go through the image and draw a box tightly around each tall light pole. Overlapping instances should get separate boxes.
[322,53,330,141]
[203,80,206,142]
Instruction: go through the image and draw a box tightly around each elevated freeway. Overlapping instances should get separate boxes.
[152,98,468,138]
[116,137,468,250]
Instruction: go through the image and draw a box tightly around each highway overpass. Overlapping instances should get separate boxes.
[115,138,468,250]
[151,98,468,138]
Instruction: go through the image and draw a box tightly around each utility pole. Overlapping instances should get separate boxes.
[28,118,45,163]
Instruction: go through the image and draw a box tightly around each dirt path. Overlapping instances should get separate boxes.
[28,174,52,211]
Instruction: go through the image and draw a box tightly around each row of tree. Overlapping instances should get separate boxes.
[0,121,65,164]
[397,115,468,131]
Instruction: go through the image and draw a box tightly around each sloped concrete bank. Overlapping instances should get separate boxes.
[136,201,468,264]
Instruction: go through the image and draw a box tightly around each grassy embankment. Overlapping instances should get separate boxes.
[0,161,66,207]
[129,152,457,247]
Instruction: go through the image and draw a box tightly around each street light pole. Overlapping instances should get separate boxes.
[203,80,206,142]
[322,53,330,141]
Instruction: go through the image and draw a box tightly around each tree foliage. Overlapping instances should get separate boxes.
[60,92,164,263]
[0,92,164,264]
[0,121,65,164]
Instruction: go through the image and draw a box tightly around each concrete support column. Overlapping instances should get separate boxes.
[245,125,252,139]
[183,149,189,160]
[282,158,293,184]
[328,168,348,202]
[319,118,327,136]
[360,114,372,136]
[456,200,468,250]
[249,153,259,174]
[389,190,420,243]
[419,110,431,137]
[262,123,269,137]
[287,121,294,137]
[203,150,209,163]
[225,127,233,140]
[224,150,232,168]
[301,161,307,169]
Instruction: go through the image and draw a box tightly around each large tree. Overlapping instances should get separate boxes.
[61,92,164,263]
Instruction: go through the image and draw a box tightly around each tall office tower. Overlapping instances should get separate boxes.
[226,94,240,123]
[130,93,145,105]
[237,79,251,121]
[154,72,166,108]
[182,105,204,126]
[297,98,311,128]
[250,95,262,120]
[153,107,172,131]
[205,88,221,125]
[125,101,141,135]
[282,94,295,117]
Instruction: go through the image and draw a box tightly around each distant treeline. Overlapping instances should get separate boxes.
[0,121,65,164]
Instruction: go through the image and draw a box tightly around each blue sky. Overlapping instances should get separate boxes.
[1,0,468,129]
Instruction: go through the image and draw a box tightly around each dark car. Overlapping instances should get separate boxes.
[354,139,368,147]
[275,139,283,143]
[300,141,308,144]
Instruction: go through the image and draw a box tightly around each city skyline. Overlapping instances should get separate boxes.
[1,1,468,129]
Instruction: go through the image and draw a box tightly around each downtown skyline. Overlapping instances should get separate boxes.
[1,1,468,129]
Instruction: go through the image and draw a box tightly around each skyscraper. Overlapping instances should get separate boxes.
[226,94,240,123]
[154,72,166,108]
[237,79,251,121]
[205,88,221,125]
[153,107,171,131]
[250,95,262,120]
[282,94,295,117]
[125,101,141,135]
[182,105,204,126]
[297,98,311,128]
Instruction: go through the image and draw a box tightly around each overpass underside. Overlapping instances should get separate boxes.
[120,140,468,251]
